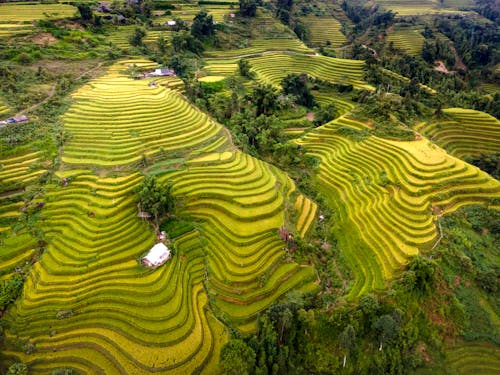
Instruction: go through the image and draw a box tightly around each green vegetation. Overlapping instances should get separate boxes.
[0,0,498,373]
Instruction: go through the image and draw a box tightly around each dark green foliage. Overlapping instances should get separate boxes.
[191,10,215,39]
[0,275,24,311]
[76,3,93,21]
[252,84,279,116]
[159,218,195,238]
[239,0,258,17]
[137,175,176,223]
[405,256,436,295]
[238,59,252,78]
[129,27,146,47]
[281,73,315,108]
[7,363,28,375]
[220,339,256,375]
[51,368,75,375]
[313,103,338,126]
[466,152,499,180]
[171,31,204,54]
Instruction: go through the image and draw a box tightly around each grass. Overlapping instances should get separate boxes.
[296,116,500,298]
[445,341,500,375]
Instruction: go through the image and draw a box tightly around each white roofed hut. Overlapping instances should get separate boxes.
[141,243,171,268]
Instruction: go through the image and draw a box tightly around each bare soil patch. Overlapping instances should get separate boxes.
[32,32,57,46]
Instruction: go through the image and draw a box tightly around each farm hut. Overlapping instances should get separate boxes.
[13,115,28,123]
[142,243,171,268]
[166,20,177,26]
[153,68,175,76]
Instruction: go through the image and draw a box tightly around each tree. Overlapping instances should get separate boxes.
[239,0,258,17]
[157,34,167,53]
[191,10,214,39]
[373,314,399,351]
[339,325,356,367]
[7,363,28,375]
[220,339,256,375]
[76,3,93,21]
[137,175,176,226]
[281,73,316,108]
[238,59,252,78]
[252,84,278,116]
[129,27,146,47]
[406,255,436,295]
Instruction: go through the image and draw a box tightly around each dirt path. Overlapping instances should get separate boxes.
[16,62,104,117]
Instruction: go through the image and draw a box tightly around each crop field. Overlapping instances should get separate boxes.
[301,16,346,48]
[0,23,34,38]
[0,4,76,22]
[387,27,424,56]
[0,151,47,278]
[60,60,228,167]
[0,100,10,116]
[445,341,500,374]
[204,38,314,58]
[2,60,317,368]
[376,0,474,15]
[248,53,374,91]
[169,5,232,23]
[163,151,317,332]
[296,115,500,297]
[381,68,437,94]
[414,108,500,159]
[203,59,239,76]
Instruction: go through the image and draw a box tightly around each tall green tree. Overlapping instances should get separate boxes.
[129,27,146,47]
[137,175,176,225]
[76,3,93,21]
[191,10,214,39]
[281,73,316,108]
[220,339,256,375]
[239,0,258,17]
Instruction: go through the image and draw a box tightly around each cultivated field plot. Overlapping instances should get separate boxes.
[204,38,314,58]
[169,4,233,23]
[376,0,474,15]
[203,58,239,76]
[61,60,228,167]
[445,341,500,375]
[249,52,374,91]
[0,23,34,38]
[0,100,10,116]
[415,108,500,159]
[2,59,317,368]
[301,16,346,48]
[165,151,317,332]
[0,151,46,279]
[2,170,227,373]
[296,115,500,297]
[0,3,76,22]
[387,26,424,56]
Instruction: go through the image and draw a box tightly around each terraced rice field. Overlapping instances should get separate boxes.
[0,151,47,278]
[387,27,424,56]
[61,60,228,167]
[0,23,34,38]
[169,5,232,23]
[445,341,500,375]
[381,68,437,94]
[414,108,500,159]
[296,115,500,297]
[249,53,374,91]
[0,4,77,22]
[0,100,10,116]
[376,0,474,15]
[203,59,238,76]
[2,59,317,369]
[301,16,346,48]
[204,38,314,58]
[294,194,317,238]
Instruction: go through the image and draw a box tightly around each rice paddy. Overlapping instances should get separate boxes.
[387,26,425,56]
[1,60,317,369]
[248,52,374,91]
[301,16,346,48]
[296,115,500,297]
[414,108,500,159]
[0,3,77,22]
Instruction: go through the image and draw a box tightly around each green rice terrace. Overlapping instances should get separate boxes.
[0,0,499,373]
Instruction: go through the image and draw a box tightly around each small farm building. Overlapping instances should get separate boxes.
[166,20,176,26]
[142,243,171,268]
